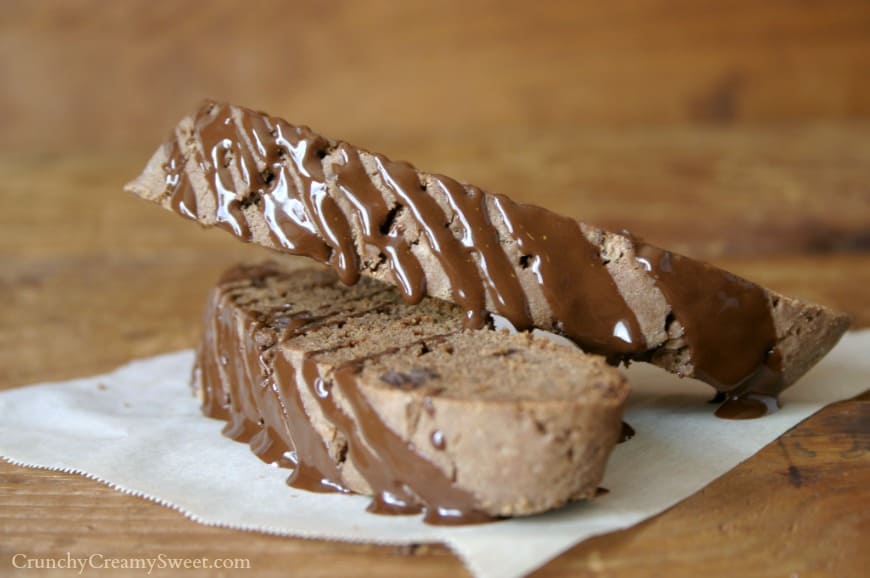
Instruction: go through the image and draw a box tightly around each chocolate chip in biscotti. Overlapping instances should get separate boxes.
[380,367,440,389]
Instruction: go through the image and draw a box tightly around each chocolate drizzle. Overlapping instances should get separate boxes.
[274,354,349,492]
[376,159,489,327]
[333,365,490,525]
[165,111,252,238]
[298,356,423,514]
[432,178,533,329]
[163,138,199,221]
[266,121,359,285]
[633,242,784,405]
[159,102,646,346]
[165,101,788,410]
[332,145,425,301]
[491,195,645,356]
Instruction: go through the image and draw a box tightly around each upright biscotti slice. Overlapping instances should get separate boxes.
[129,101,849,403]
[198,263,629,522]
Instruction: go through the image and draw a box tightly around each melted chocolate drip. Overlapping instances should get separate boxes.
[376,160,488,327]
[274,354,350,493]
[633,242,785,415]
[164,138,199,222]
[333,365,491,525]
[332,145,426,301]
[491,195,645,355]
[432,177,533,329]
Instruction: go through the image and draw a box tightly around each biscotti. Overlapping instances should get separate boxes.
[128,101,850,406]
[198,262,629,522]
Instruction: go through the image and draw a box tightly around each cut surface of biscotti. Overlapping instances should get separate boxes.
[197,263,629,523]
[130,101,850,404]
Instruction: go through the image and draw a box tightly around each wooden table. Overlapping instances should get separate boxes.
[2,124,868,577]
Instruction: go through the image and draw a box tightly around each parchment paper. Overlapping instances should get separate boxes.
[2,330,867,578]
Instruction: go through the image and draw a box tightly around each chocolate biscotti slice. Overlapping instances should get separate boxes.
[128,101,849,405]
[198,263,628,523]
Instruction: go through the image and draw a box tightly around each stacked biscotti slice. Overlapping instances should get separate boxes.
[199,262,628,522]
[127,101,849,521]
[127,101,849,403]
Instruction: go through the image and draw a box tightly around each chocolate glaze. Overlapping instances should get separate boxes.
[491,195,645,356]
[432,177,533,329]
[167,102,786,410]
[275,353,350,492]
[332,145,425,301]
[217,299,265,444]
[198,268,331,470]
[195,111,254,239]
[633,242,784,408]
[377,159,488,327]
[197,265,392,474]
[333,364,491,524]
[299,356,423,515]
[165,113,251,238]
[200,295,354,492]
[161,102,644,347]
[197,268,494,524]
[164,138,199,222]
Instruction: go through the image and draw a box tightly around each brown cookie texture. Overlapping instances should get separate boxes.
[127,101,849,400]
[197,263,628,520]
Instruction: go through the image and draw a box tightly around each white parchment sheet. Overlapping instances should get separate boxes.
[2,330,867,578]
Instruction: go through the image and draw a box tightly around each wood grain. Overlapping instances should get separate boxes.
[2,121,869,576]
[2,0,870,153]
